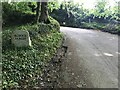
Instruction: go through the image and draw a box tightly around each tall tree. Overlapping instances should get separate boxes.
[36,2,40,23]
[39,2,49,23]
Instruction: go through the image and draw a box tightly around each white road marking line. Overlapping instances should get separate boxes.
[103,53,113,57]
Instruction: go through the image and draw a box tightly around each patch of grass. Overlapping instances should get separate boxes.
[2,20,63,89]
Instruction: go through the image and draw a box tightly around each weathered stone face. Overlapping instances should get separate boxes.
[12,30,31,47]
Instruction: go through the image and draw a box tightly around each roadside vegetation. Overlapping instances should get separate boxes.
[2,0,119,89]
[50,0,120,34]
[2,2,62,89]
[2,23,62,89]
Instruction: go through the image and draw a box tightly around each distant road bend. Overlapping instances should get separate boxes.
[60,27,118,88]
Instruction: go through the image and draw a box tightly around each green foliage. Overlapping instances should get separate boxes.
[2,2,35,26]
[49,16,60,31]
[2,19,62,89]
[94,0,108,16]
[48,1,60,13]
[2,2,32,13]
[80,21,120,34]
[2,2,62,89]
[50,1,79,27]
[103,22,120,34]
[50,0,119,34]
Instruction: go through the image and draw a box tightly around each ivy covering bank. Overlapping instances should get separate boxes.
[2,17,63,89]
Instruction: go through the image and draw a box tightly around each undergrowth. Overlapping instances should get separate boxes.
[2,18,63,89]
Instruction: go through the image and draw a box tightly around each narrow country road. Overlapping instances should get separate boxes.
[59,27,119,88]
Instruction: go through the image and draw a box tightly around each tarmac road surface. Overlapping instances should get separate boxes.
[60,27,119,88]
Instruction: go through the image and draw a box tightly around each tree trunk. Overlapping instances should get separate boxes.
[36,2,40,23]
[39,2,49,23]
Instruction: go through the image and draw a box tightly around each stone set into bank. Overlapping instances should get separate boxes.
[12,30,32,47]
